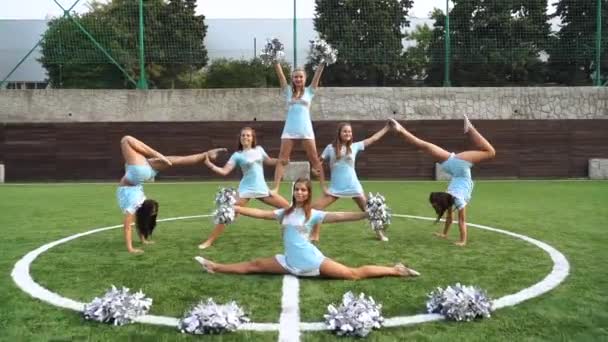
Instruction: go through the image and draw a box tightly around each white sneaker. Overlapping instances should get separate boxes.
[194,256,214,273]
[464,114,474,134]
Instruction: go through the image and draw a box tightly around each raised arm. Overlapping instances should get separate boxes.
[362,123,390,148]
[274,62,288,89]
[322,211,367,224]
[310,63,325,89]
[122,213,141,254]
[235,205,277,220]
[205,158,236,176]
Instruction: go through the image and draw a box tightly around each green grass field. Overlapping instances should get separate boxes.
[1,180,607,341]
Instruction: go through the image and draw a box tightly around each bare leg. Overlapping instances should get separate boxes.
[319,258,419,280]
[258,192,290,209]
[271,139,294,193]
[148,147,225,172]
[195,256,288,275]
[199,198,249,249]
[456,124,496,164]
[353,195,388,242]
[390,119,451,162]
[121,135,170,166]
[302,139,326,190]
[310,194,338,242]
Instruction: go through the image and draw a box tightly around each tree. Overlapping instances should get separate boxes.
[547,0,608,85]
[311,0,414,86]
[425,0,551,86]
[203,59,290,88]
[403,23,433,82]
[39,0,208,89]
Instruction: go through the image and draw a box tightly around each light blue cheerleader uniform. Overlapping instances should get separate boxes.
[116,162,158,214]
[227,146,270,198]
[281,86,315,139]
[440,153,474,210]
[273,208,327,276]
[321,141,365,197]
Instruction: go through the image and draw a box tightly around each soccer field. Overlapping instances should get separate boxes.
[1,180,607,341]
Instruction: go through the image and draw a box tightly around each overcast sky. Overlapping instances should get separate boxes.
[3,0,449,20]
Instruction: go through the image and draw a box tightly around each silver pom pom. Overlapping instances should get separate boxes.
[178,298,250,334]
[213,187,237,224]
[260,38,285,66]
[324,291,384,337]
[366,193,391,232]
[215,187,237,207]
[308,38,338,66]
[83,285,152,326]
[426,283,493,321]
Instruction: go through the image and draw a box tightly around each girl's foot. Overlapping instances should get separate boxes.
[128,248,144,254]
[433,232,448,239]
[198,241,212,250]
[454,241,467,247]
[464,114,474,134]
[395,263,420,277]
[194,256,215,273]
[376,230,389,242]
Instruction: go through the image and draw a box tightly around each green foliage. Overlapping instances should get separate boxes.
[203,59,291,88]
[547,0,608,85]
[311,0,415,86]
[39,0,208,89]
[424,0,551,86]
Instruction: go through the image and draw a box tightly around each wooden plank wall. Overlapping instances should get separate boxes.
[1,120,607,181]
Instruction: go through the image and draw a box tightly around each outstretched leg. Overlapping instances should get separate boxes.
[195,256,288,275]
[149,148,227,172]
[271,139,294,193]
[199,198,249,249]
[319,258,419,280]
[389,119,451,162]
[456,117,496,164]
[121,135,170,166]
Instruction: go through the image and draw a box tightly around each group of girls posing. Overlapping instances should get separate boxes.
[117,60,496,280]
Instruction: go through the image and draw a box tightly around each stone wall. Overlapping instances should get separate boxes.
[1,87,607,123]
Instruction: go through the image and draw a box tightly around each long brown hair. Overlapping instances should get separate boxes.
[237,127,257,151]
[135,199,159,238]
[429,192,454,223]
[282,178,312,223]
[291,67,306,99]
[332,122,353,160]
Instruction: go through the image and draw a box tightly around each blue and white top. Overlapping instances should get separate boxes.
[117,162,157,214]
[227,146,270,198]
[273,208,327,273]
[321,141,365,197]
[440,153,474,210]
[281,86,315,139]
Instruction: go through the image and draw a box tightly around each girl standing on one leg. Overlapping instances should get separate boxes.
[270,61,327,195]
[310,122,391,242]
[117,135,225,254]
[389,116,496,246]
[195,178,420,280]
[200,127,290,249]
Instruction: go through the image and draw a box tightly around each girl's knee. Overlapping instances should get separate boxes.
[120,135,133,145]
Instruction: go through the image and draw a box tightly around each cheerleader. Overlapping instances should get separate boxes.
[200,127,290,249]
[195,178,419,279]
[311,122,391,242]
[270,61,328,195]
[117,135,225,253]
[389,116,496,246]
